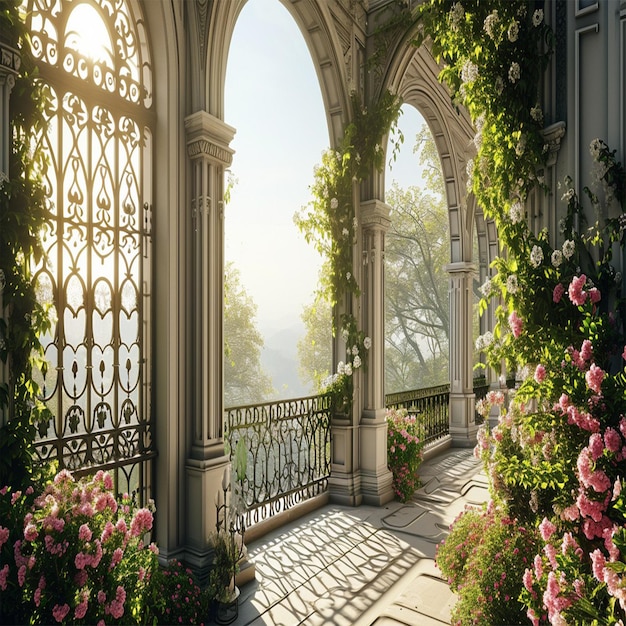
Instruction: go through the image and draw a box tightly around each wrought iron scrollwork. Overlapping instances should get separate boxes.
[225,394,332,527]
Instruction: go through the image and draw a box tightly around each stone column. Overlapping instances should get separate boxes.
[0,38,20,428]
[446,261,479,447]
[358,199,393,505]
[328,181,362,506]
[183,111,235,575]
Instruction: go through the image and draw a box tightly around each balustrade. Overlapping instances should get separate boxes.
[224,394,332,527]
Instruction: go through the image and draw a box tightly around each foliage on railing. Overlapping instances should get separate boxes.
[224,394,331,527]
[386,384,450,444]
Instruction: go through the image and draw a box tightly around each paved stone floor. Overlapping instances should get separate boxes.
[231,447,489,626]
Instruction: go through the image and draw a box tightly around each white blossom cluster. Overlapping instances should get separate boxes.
[506,274,519,294]
[509,200,524,223]
[507,20,519,42]
[530,245,544,268]
[450,2,465,29]
[461,60,479,84]
[483,11,499,39]
[508,62,521,84]
[475,331,494,352]
[562,239,575,259]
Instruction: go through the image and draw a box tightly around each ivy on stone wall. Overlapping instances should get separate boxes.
[0,0,52,489]
[295,90,402,413]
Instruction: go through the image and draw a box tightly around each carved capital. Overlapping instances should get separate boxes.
[541,121,566,168]
[360,199,391,231]
[185,111,236,166]
[0,41,20,78]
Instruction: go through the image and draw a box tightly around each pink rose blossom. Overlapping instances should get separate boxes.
[523,568,534,592]
[553,283,565,303]
[0,526,9,550]
[75,592,89,620]
[101,521,115,543]
[91,539,103,568]
[24,523,38,542]
[34,587,42,607]
[75,600,88,620]
[586,363,605,394]
[623,346,626,361]
[589,287,601,303]
[604,428,622,453]
[568,274,588,306]
[534,364,546,383]
[130,508,153,538]
[78,523,92,542]
[580,339,593,362]
[588,433,604,461]
[508,311,524,338]
[110,547,123,569]
[0,564,9,591]
[97,590,107,604]
[539,517,557,541]
[613,479,622,501]
[52,603,70,623]
[54,469,73,484]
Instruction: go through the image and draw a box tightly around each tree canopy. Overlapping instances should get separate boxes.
[385,125,450,392]
[223,262,274,406]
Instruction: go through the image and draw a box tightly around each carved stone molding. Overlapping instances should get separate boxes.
[0,41,20,77]
[360,199,391,230]
[185,110,236,166]
[541,121,566,167]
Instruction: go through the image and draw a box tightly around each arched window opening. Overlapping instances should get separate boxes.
[26,0,154,502]
[224,0,330,406]
[384,104,450,394]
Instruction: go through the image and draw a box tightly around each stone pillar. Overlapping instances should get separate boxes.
[358,199,393,505]
[183,111,235,575]
[0,38,20,428]
[328,181,362,506]
[446,261,479,447]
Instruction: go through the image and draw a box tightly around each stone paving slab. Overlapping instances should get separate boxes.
[235,448,487,626]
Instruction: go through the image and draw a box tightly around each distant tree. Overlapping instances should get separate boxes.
[297,292,332,392]
[224,262,275,406]
[385,126,450,393]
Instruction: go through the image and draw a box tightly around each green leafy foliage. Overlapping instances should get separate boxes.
[0,0,53,491]
[416,2,626,624]
[295,91,402,414]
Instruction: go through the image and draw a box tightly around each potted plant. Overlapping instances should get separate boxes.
[208,529,240,624]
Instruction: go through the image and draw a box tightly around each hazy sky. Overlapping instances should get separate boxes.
[224,0,426,330]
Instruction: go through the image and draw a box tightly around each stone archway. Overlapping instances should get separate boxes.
[179,0,370,571]
[380,40,485,446]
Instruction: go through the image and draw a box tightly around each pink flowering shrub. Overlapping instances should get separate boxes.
[386,407,424,502]
[436,501,539,626]
[468,135,626,625]
[146,559,208,625]
[0,469,159,624]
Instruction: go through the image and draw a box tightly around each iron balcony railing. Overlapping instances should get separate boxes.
[384,378,490,442]
[224,394,332,527]
[225,380,488,525]
[385,384,450,444]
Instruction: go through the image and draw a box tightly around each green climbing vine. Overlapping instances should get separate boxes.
[0,0,52,489]
[294,90,402,413]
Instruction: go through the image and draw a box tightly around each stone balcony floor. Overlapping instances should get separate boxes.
[232,447,488,625]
